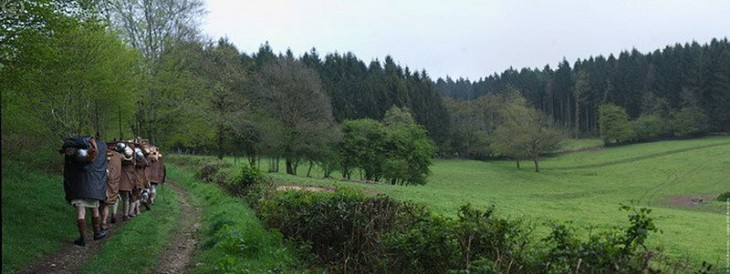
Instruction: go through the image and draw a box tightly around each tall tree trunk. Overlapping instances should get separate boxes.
[216,126,224,160]
[285,158,294,175]
[533,157,540,172]
[575,101,580,137]
[306,161,313,177]
[515,160,520,169]
[268,158,277,172]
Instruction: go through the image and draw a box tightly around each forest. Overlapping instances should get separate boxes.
[437,39,730,145]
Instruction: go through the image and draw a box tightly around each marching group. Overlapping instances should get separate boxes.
[61,135,166,246]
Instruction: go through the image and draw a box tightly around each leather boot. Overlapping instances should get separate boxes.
[74,219,86,246]
[92,216,108,240]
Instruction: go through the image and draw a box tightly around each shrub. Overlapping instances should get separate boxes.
[195,161,229,183]
[717,191,730,202]
[381,215,460,274]
[224,165,269,196]
[257,188,425,272]
[542,205,661,273]
[452,204,529,271]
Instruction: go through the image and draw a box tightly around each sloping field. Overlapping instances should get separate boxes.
[268,136,730,265]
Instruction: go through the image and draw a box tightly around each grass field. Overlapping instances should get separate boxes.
[250,136,730,266]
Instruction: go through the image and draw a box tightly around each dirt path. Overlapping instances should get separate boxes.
[19,182,200,274]
[154,182,201,274]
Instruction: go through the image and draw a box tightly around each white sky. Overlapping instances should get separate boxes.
[202,0,730,80]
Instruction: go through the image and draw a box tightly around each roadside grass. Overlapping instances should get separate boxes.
[1,157,185,274]
[212,136,730,266]
[1,155,302,273]
[166,164,301,273]
[2,160,75,273]
[80,185,180,274]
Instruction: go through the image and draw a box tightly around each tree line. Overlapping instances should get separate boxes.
[3,0,727,176]
[436,38,730,137]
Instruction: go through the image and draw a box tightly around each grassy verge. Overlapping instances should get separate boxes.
[80,185,180,274]
[165,163,301,273]
[2,160,75,273]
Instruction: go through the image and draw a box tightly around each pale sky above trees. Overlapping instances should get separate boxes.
[202,0,729,80]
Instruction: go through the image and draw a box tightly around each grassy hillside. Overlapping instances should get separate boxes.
[260,136,730,266]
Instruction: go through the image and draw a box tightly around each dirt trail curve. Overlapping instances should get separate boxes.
[19,182,200,274]
[155,182,201,274]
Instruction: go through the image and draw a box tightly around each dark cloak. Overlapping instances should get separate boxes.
[63,139,108,202]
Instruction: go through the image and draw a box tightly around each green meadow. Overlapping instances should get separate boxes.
[260,136,730,266]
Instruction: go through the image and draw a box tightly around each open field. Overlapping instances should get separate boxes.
[255,136,730,265]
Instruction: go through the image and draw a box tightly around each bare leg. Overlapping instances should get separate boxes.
[121,191,130,220]
[100,203,109,229]
[150,184,157,203]
[111,199,119,223]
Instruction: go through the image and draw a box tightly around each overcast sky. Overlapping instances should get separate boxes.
[202,0,729,80]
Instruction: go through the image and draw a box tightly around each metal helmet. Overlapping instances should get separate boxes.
[75,149,89,161]
[134,148,144,161]
[115,142,127,153]
[123,147,134,158]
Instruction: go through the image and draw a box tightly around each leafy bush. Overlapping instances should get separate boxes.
[252,187,684,273]
[223,165,269,196]
[452,204,529,271]
[195,161,230,183]
[542,205,661,273]
[257,188,426,272]
[717,191,730,202]
[381,215,460,273]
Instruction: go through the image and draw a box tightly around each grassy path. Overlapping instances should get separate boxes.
[154,182,201,273]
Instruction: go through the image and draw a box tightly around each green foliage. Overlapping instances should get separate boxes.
[258,189,399,272]
[2,7,142,170]
[254,55,337,175]
[252,184,672,273]
[630,113,668,141]
[195,161,231,183]
[340,119,388,181]
[339,107,436,184]
[436,39,730,134]
[2,161,74,272]
[166,164,300,273]
[542,205,661,273]
[453,204,528,269]
[442,95,502,159]
[669,106,708,137]
[598,103,634,145]
[717,191,730,202]
[491,91,564,171]
[382,215,460,273]
[223,165,270,196]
